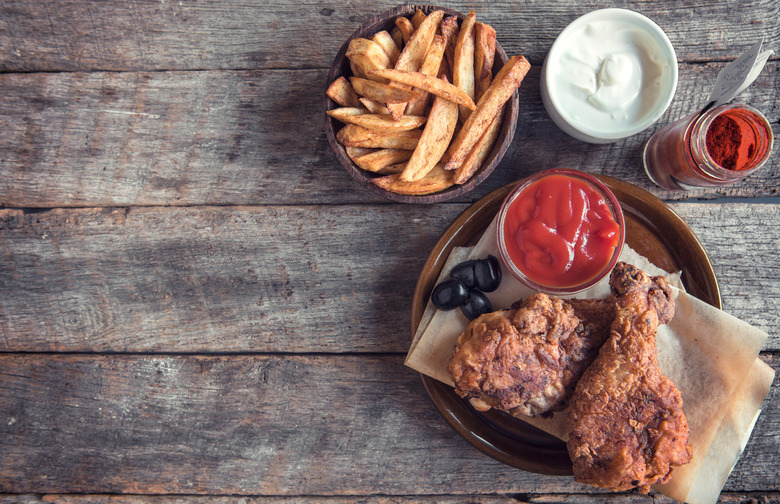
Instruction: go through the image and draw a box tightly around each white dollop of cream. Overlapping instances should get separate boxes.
[549,19,671,133]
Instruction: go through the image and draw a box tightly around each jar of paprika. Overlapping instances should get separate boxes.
[643,103,773,190]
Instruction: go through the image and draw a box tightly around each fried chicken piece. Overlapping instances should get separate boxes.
[448,292,614,418]
[568,262,692,493]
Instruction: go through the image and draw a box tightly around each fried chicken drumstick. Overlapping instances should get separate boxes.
[448,292,614,417]
[568,262,692,493]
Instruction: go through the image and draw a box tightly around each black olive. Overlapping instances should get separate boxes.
[449,259,477,289]
[431,278,470,311]
[460,290,493,320]
[473,254,502,292]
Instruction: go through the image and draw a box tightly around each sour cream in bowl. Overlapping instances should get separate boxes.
[541,9,678,143]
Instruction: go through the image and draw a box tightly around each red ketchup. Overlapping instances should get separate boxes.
[498,170,624,292]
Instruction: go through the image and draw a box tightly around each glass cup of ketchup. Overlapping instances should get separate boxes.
[496,169,625,295]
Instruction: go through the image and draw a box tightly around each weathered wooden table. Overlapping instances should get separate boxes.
[1,1,778,503]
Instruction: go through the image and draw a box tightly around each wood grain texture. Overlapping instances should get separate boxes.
[324,5,519,205]
[1,0,778,500]
[1,64,778,208]
[0,204,778,353]
[0,204,459,353]
[0,354,777,495]
[1,493,779,503]
[0,0,777,71]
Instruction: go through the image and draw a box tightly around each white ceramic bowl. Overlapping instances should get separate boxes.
[541,8,678,144]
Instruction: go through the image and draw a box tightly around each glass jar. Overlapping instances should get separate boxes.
[643,103,773,190]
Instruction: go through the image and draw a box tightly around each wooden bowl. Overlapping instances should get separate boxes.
[324,5,520,204]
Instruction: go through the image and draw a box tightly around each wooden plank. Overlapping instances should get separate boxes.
[0,354,777,495]
[0,0,777,72]
[1,492,779,503]
[0,204,461,353]
[1,203,778,353]
[0,64,778,208]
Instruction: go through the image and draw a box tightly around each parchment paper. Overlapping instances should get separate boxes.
[405,218,775,504]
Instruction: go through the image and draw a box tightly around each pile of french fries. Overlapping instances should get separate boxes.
[326,9,531,196]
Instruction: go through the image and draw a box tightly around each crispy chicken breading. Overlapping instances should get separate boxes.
[447,292,614,417]
[567,262,692,493]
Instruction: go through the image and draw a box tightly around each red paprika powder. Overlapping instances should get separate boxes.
[643,103,773,189]
[705,110,760,171]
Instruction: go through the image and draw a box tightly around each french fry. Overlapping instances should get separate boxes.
[410,8,426,29]
[350,60,366,79]
[386,104,406,122]
[387,10,445,119]
[369,69,476,111]
[390,26,404,49]
[439,16,460,82]
[394,10,444,73]
[386,104,405,122]
[336,124,421,150]
[346,38,392,82]
[405,34,446,116]
[453,11,476,122]
[394,16,414,45]
[327,107,426,132]
[347,147,413,174]
[327,12,525,196]
[444,55,530,171]
[474,22,497,101]
[326,76,362,108]
[372,30,401,65]
[379,163,408,174]
[349,77,420,104]
[328,107,365,119]
[344,146,375,159]
[454,107,503,184]
[438,57,451,81]
[359,97,390,115]
[372,163,455,195]
[401,90,459,181]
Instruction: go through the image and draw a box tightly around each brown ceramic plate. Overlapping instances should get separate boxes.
[410,175,721,475]
[324,5,519,204]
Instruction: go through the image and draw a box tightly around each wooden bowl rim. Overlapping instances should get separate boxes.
[324,4,520,204]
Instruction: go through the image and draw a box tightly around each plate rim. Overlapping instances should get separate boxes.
[410,175,722,475]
